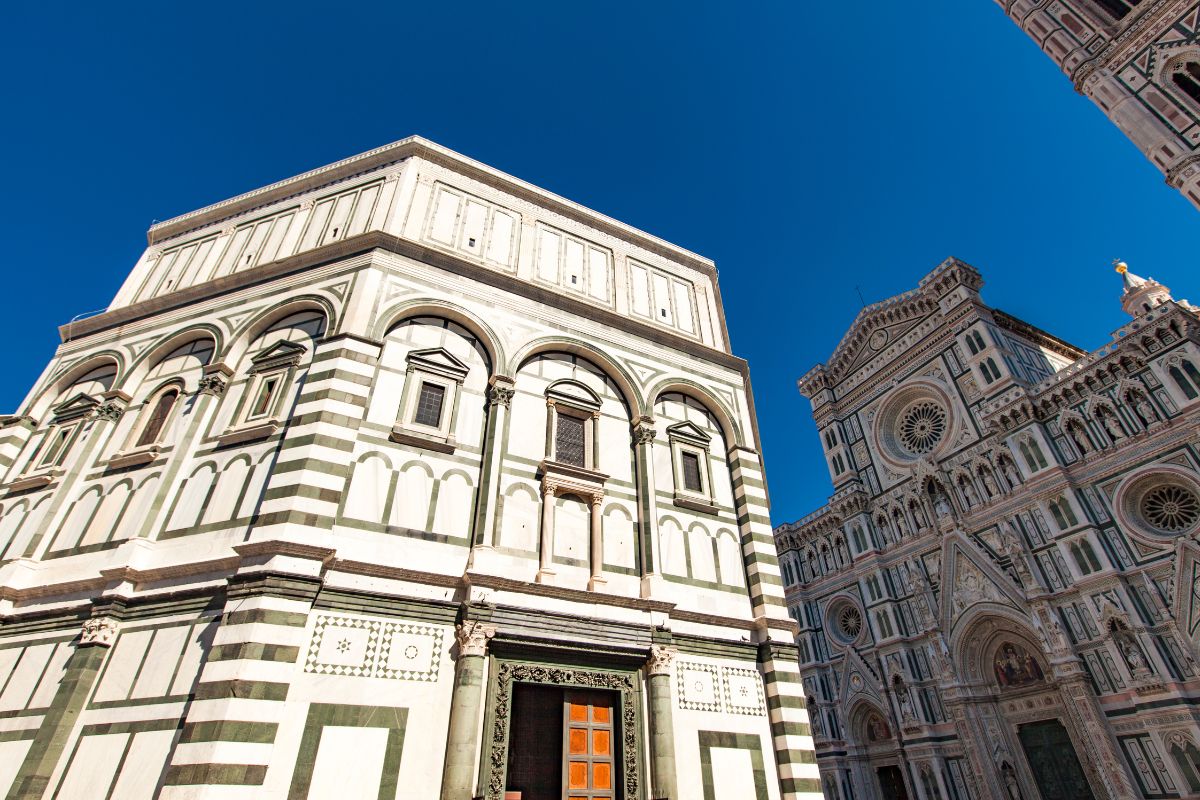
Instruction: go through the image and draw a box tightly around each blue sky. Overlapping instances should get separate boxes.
[2,2,1198,524]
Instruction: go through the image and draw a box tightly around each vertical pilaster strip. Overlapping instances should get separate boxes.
[23,394,129,558]
[632,418,658,582]
[132,363,232,540]
[161,550,325,798]
[645,645,678,800]
[5,615,118,800]
[759,641,821,800]
[439,621,495,800]
[728,446,792,629]
[471,376,514,550]
[251,336,379,540]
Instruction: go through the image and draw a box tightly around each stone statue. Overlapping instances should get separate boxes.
[1100,412,1124,441]
[1001,762,1022,800]
[961,479,980,507]
[1135,397,1157,427]
[981,468,1000,498]
[934,492,954,520]
[1000,459,1021,488]
[1068,423,1092,455]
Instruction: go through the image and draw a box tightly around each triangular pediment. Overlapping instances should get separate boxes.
[939,532,1025,634]
[826,293,942,381]
[665,421,711,445]
[251,339,307,371]
[52,393,100,421]
[839,646,883,711]
[545,379,601,410]
[407,347,470,380]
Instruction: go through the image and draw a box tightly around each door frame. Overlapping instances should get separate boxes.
[480,658,646,800]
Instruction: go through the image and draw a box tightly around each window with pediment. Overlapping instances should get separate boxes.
[666,419,717,514]
[390,347,471,453]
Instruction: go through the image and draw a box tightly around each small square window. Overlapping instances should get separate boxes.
[250,375,280,419]
[555,414,586,467]
[681,451,703,492]
[39,426,74,468]
[413,382,446,428]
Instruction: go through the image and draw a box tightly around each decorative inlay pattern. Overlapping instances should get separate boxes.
[1142,484,1200,532]
[897,400,947,455]
[677,661,765,715]
[305,613,443,682]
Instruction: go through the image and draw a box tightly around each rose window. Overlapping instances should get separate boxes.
[1141,485,1200,532]
[897,401,948,455]
[836,606,863,641]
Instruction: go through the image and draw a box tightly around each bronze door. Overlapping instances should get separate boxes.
[1018,719,1094,800]
[877,765,910,800]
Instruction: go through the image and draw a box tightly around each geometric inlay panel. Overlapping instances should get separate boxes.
[305,613,443,682]
[677,661,723,712]
[676,661,765,715]
[722,666,766,716]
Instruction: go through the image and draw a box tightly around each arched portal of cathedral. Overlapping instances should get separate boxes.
[846,704,913,800]
[956,618,1100,800]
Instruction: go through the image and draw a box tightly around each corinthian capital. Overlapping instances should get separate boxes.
[632,416,657,446]
[456,620,496,657]
[80,615,119,647]
[646,644,677,676]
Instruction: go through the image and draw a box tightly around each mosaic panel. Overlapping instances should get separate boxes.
[305,614,443,682]
[722,666,766,716]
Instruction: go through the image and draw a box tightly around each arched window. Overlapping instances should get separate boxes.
[1172,61,1200,105]
[1185,360,1200,389]
[1018,438,1047,472]
[1093,0,1142,20]
[1070,539,1103,575]
[981,358,1001,384]
[1170,365,1199,399]
[135,387,179,447]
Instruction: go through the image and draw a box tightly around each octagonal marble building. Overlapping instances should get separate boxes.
[0,138,816,800]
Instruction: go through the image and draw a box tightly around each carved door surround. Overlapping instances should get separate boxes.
[481,656,645,800]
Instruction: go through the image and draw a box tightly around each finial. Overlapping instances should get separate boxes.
[1113,259,1128,274]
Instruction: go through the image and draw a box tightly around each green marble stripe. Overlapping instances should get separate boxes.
[305,367,375,388]
[290,409,363,428]
[164,763,268,786]
[781,777,823,793]
[270,457,347,476]
[252,509,337,530]
[769,719,813,738]
[311,348,377,366]
[223,608,309,627]
[278,432,357,452]
[766,694,807,711]
[294,387,368,408]
[193,679,289,702]
[207,642,301,663]
[80,718,180,736]
[225,575,321,603]
[180,720,278,744]
[0,729,37,743]
[262,484,342,504]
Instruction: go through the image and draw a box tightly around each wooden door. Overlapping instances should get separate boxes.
[563,690,617,800]
[1018,719,1093,799]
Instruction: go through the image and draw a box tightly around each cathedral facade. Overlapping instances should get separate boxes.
[0,138,816,799]
[996,0,1200,211]
[774,258,1200,800]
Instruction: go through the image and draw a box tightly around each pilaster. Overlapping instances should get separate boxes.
[758,641,822,800]
[645,644,679,800]
[439,620,495,800]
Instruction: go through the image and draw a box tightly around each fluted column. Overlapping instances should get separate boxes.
[440,621,496,800]
[645,645,678,800]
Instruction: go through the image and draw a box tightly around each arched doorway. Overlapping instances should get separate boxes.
[955,616,1098,800]
[847,703,911,800]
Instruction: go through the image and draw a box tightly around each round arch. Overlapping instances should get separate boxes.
[372,298,506,373]
[645,377,744,448]
[226,295,337,366]
[120,324,224,389]
[509,338,642,419]
[949,605,1047,685]
[32,352,125,419]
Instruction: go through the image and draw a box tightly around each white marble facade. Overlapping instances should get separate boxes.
[0,137,816,800]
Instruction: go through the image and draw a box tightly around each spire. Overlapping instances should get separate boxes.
[1114,259,1173,316]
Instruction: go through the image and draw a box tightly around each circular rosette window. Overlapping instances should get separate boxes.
[873,382,955,466]
[1114,468,1200,540]
[827,599,865,645]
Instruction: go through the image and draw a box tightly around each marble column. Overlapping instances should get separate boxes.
[588,491,606,591]
[440,621,496,800]
[537,484,556,583]
[631,417,659,594]
[645,645,678,800]
[471,376,515,554]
